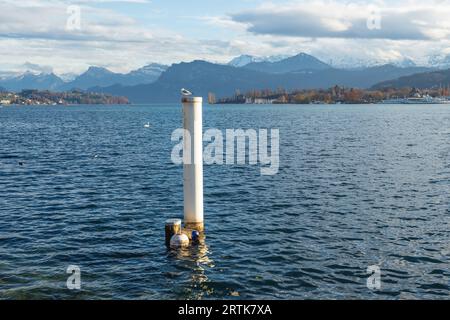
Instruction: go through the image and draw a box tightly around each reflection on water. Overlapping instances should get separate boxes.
[167,238,216,299]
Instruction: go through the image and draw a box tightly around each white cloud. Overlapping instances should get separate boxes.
[0,0,234,73]
[22,62,54,74]
[231,1,450,40]
[0,2,154,42]
[199,16,249,32]
[198,1,450,68]
[1,0,450,75]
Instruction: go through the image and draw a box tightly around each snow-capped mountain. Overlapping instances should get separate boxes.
[262,54,291,63]
[58,73,79,82]
[392,58,417,68]
[428,54,450,69]
[59,64,169,90]
[228,54,290,67]
[228,55,259,67]
[0,72,64,91]
[0,71,21,80]
[326,56,385,69]
[243,53,331,73]
[326,56,422,70]
[230,53,418,71]
[0,63,170,92]
[127,63,169,83]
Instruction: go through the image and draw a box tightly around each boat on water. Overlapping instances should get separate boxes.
[381,94,450,104]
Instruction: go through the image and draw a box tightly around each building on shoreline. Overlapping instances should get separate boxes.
[217,86,450,105]
[245,97,277,104]
[208,92,216,104]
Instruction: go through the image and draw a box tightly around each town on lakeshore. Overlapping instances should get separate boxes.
[215,86,450,105]
[0,89,129,106]
[2,86,450,106]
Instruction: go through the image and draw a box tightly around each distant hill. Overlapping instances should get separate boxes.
[126,63,168,85]
[373,68,450,89]
[0,72,64,92]
[60,64,168,90]
[92,61,433,103]
[60,67,121,90]
[0,89,129,105]
[91,61,278,103]
[243,53,331,73]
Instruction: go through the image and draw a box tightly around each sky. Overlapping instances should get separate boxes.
[1,0,450,75]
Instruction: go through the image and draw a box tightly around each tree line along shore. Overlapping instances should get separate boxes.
[0,89,129,106]
[216,86,450,104]
[2,86,450,106]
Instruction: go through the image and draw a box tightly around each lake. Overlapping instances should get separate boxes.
[0,104,449,299]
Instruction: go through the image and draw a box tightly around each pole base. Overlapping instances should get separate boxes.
[184,222,204,233]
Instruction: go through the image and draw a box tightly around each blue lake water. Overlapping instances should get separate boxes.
[0,104,449,299]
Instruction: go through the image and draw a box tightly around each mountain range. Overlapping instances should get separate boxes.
[1,52,449,102]
[92,60,433,103]
[0,63,168,92]
[229,53,450,70]
[242,53,331,73]
[0,72,65,92]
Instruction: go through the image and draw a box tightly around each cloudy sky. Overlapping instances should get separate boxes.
[1,0,450,75]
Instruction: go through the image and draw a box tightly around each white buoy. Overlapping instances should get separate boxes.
[182,96,204,232]
[170,233,190,249]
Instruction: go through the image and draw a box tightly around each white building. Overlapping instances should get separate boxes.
[246,97,276,104]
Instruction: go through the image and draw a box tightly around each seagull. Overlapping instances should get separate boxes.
[144,122,151,128]
[181,88,192,96]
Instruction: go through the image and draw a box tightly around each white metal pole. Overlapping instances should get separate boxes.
[182,96,204,232]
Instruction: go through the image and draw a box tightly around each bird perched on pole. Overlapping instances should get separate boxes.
[181,88,192,96]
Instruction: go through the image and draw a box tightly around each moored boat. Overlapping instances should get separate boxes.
[381,94,450,104]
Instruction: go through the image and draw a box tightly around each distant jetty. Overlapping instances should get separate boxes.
[0,89,129,106]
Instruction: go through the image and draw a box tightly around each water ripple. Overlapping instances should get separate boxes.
[0,104,449,299]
